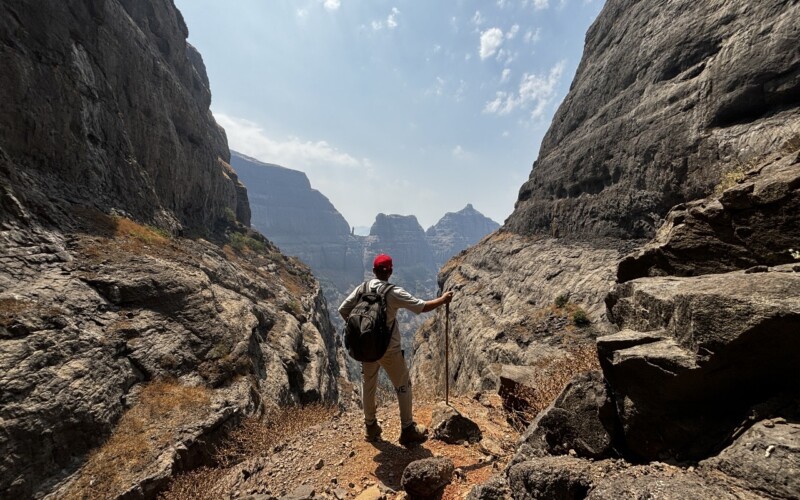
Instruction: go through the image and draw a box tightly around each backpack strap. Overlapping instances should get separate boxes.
[376,282,394,297]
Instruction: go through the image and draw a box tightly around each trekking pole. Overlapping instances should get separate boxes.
[445,301,450,406]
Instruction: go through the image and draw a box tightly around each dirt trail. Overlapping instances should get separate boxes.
[197,394,518,499]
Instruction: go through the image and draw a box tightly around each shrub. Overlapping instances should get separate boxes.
[572,308,590,327]
[554,293,569,308]
[223,207,237,224]
[228,232,267,254]
[713,164,748,196]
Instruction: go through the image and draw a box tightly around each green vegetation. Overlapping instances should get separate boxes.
[554,293,569,308]
[223,207,237,224]
[572,308,590,327]
[228,232,267,254]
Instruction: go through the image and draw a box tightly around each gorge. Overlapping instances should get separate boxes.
[0,0,798,498]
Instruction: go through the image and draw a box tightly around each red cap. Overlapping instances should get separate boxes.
[373,254,393,271]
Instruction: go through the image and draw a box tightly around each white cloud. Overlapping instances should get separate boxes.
[371,7,400,31]
[387,7,400,29]
[323,0,341,11]
[532,0,550,9]
[472,11,485,26]
[215,113,367,171]
[501,68,512,83]
[497,0,507,7]
[452,145,473,159]
[296,8,309,19]
[483,60,566,119]
[479,28,504,60]
[524,28,541,44]
[506,24,520,39]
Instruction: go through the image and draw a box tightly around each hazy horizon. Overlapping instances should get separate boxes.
[175,0,605,228]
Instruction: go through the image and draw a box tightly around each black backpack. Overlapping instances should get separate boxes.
[344,282,394,362]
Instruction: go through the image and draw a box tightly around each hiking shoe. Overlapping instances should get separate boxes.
[365,421,382,442]
[399,422,428,447]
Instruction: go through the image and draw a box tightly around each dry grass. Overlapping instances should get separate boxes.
[713,164,749,196]
[62,381,212,500]
[160,403,336,499]
[215,403,336,467]
[0,297,32,327]
[502,344,601,432]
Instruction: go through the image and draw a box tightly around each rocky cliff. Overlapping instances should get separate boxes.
[410,0,800,496]
[506,0,800,240]
[0,1,342,497]
[231,151,364,292]
[413,0,800,400]
[426,204,500,268]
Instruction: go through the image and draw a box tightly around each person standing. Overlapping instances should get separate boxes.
[339,253,453,446]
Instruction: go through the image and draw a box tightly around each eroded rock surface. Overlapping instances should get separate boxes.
[412,233,621,394]
[0,0,344,497]
[426,204,500,268]
[618,152,800,281]
[506,0,800,240]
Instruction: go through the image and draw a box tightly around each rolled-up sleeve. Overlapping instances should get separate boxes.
[389,286,426,315]
[338,287,360,319]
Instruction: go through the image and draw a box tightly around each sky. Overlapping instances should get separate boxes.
[174,0,606,229]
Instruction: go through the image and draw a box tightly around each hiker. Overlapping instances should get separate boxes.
[339,253,454,445]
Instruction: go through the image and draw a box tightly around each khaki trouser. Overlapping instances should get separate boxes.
[362,347,413,429]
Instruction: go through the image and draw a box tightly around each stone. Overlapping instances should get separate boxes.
[314,459,324,470]
[354,485,384,500]
[507,457,593,500]
[430,402,482,444]
[701,417,800,499]
[520,371,618,459]
[602,268,800,461]
[400,457,454,498]
[465,474,511,500]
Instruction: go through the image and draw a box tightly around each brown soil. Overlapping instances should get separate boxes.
[163,395,518,499]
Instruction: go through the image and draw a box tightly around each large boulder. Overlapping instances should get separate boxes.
[520,371,618,459]
[601,266,800,461]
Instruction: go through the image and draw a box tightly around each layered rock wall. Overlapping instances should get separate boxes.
[506,0,800,239]
[0,1,343,497]
[0,0,250,232]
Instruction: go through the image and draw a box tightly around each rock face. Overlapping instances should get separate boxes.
[415,0,800,497]
[412,233,620,395]
[617,152,800,281]
[430,402,483,444]
[0,0,250,232]
[0,1,342,497]
[426,204,500,268]
[506,0,800,240]
[602,263,800,461]
[231,151,364,292]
